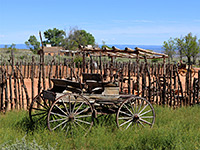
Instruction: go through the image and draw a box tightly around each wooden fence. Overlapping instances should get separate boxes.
[0,54,200,112]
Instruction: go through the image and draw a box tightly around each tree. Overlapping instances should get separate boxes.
[182,33,199,64]
[175,37,184,61]
[25,35,40,54]
[101,40,111,49]
[64,28,95,50]
[8,43,16,51]
[43,28,66,46]
[162,37,176,61]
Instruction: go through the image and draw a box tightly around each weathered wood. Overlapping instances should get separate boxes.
[198,70,200,104]
[59,63,62,79]
[31,56,35,102]
[4,69,8,111]
[27,62,30,78]
[0,68,3,111]
[82,51,86,73]
[24,62,26,78]
[16,64,30,109]
[21,84,24,109]
[175,65,184,106]
[193,78,197,105]
[9,73,13,110]
[136,53,140,95]
[17,63,21,109]
[128,61,131,94]
[14,65,18,110]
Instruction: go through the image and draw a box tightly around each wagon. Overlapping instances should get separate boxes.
[29,73,155,136]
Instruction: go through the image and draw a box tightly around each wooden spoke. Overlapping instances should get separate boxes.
[52,120,69,130]
[119,119,132,127]
[47,93,93,136]
[32,107,47,112]
[31,112,46,117]
[75,114,92,119]
[29,93,52,123]
[139,118,152,125]
[140,116,154,119]
[74,121,87,131]
[138,104,149,115]
[61,99,69,115]
[118,117,132,120]
[117,96,155,130]
[55,104,68,116]
[49,118,67,123]
[75,106,90,116]
[75,118,91,125]
[50,111,67,118]
[119,110,132,117]
[125,121,133,130]
[138,120,145,127]
[123,104,134,115]
[74,102,85,114]
[139,109,152,116]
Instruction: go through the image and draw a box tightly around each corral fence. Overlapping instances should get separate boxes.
[0,51,200,112]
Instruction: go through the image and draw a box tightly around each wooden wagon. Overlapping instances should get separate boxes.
[29,73,155,136]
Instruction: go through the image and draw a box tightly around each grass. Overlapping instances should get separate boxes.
[0,106,200,150]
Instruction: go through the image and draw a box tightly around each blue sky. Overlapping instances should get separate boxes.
[1,0,200,45]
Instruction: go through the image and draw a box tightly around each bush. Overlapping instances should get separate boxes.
[0,136,55,150]
[73,55,83,67]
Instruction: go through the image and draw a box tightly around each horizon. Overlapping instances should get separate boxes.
[1,0,200,45]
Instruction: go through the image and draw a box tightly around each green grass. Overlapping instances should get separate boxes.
[0,106,200,150]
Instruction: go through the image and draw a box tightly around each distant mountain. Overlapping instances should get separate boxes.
[0,44,28,49]
[0,44,164,53]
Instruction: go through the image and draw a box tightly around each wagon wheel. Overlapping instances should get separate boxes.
[29,93,52,123]
[116,96,155,130]
[47,93,93,136]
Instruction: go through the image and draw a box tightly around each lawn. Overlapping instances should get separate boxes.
[0,105,200,150]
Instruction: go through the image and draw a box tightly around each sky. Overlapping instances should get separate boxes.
[1,0,200,45]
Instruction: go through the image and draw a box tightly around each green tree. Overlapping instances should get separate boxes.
[43,28,66,46]
[175,37,184,61]
[182,33,199,64]
[4,45,8,49]
[8,43,17,51]
[101,40,111,49]
[64,28,95,50]
[25,35,40,54]
[162,37,176,61]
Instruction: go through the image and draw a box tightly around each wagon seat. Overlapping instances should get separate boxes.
[82,73,118,94]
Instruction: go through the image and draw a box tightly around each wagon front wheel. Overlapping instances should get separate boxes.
[116,96,155,130]
[47,94,93,136]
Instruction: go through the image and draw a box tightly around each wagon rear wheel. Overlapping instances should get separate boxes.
[116,96,155,130]
[29,93,52,123]
[47,93,93,136]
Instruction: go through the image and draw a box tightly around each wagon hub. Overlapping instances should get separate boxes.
[133,115,139,122]
[68,114,75,121]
